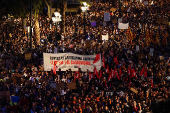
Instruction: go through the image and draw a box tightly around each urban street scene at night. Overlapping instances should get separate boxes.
[0,0,170,112]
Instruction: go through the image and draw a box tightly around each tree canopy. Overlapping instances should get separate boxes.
[0,0,52,20]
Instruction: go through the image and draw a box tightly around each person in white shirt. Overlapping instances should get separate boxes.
[61,75,66,82]
[29,75,34,82]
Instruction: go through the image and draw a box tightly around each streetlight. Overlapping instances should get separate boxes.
[52,10,61,32]
[26,26,30,47]
[81,2,89,35]
[52,9,61,43]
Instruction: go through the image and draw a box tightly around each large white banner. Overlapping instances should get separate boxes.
[43,53,102,72]
[118,23,129,29]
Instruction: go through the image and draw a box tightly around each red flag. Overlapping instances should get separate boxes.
[74,72,79,82]
[53,64,57,75]
[99,70,102,79]
[132,68,137,78]
[128,65,131,76]
[102,54,105,68]
[115,67,118,78]
[108,74,112,81]
[74,73,76,82]
[93,66,99,78]
[117,67,122,80]
[93,54,100,64]
[78,69,80,77]
[89,72,93,81]
[111,69,115,78]
[140,67,144,76]
[144,68,147,77]
[114,56,118,65]
[106,65,109,74]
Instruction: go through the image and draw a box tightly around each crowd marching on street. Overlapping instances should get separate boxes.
[0,0,170,113]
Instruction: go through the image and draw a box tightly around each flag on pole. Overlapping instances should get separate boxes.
[162,31,169,46]
[108,73,112,81]
[129,28,134,42]
[89,72,93,81]
[111,69,115,78]
[145,29,150,46]
[140,67,144,76]
[53,64,57,75]
[114,67,118,78]
[93,66,99,78]
[132,68,137,78]
[106,65,110,74]
[114,56,118,65]
[132,30,136,40]
[128,65,131,76]
[144,68,147,77]
[155,30,160,45]
[74,72,79,82]
[99,69,102,79]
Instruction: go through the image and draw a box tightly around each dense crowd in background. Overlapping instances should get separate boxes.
[0,0,170,113]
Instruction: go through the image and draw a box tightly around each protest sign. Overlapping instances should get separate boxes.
[68,82,76,89]
[43,53,102,72]
[50,82,56,88]
[117,91,124,97]
[104,12,110,21]
[105,90,114,96]
[118,23,129,29]
[91,21,96,26]
[144,1,148,5]
[110,7,117,12]
[25,53,31,60]
[159,56,164,60]
[102,34,109,40]
[112,18,117,23]
[86,40,91,48]
[56,83,64,90]
[150,48,154,52]
[12,73,22,78]
[162,19,169,25]
[121,7,128,11]
[11,96,20,103]
[156,18,163,24]
[136,45,139,52]
[9,33,12,38]
[0,91,10,101]
[130,87,138,93]
[138,54,145,59]
[149,52,153,57]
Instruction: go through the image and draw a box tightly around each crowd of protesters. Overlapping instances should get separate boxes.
[0,0,170,113]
